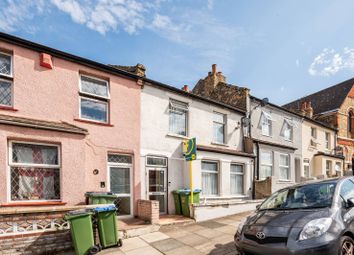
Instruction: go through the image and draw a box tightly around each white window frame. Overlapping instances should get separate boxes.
[213,111,226,144]
[107,153,133,218]
[311,127,317,139]
[326,160,332,172]
[146,156,168,167]
[325,132,330,149]
[0,51,13,78]
[260,150,273,180]
[79,74,110,123]
[8,141,61,202]
[261,111,273,136]
[279,153,290,181]
[169,99,189,136]
[230,163,244,195]
[281,119,294,141]
[303,161,310,178]
[0,77,13,107]
[79,96,109,124]
[201,160,219,197]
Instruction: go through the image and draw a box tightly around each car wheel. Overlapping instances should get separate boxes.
[340,236,354,255]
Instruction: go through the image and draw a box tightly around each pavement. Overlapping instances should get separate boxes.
[95,211,249,255]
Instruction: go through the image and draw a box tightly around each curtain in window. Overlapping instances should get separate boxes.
[230,164,244,195]
[201,162,218,195]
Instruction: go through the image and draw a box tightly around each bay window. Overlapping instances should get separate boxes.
[169,99,188,136]
[201,161,218,196]
[9,142,60,201]
[79,75,109,123]
[230,164,244,195]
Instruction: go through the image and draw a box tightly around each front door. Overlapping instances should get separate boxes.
[147,167,167,214]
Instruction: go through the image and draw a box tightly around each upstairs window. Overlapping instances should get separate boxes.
[260,111,272,136]
[213,112,226,144]
[281,119,294,141]
[311,127,317,139]
[0,52,12,77]
[348,110,354,138]
[79,75,109,123]
[325,132,330,149]
[169,99,188,136]
[0,52,13,107]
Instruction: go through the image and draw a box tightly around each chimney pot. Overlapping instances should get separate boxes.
[212,64,217,74]
[182,85,189,92]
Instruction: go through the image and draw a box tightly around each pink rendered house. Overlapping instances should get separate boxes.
[0,33,142,216]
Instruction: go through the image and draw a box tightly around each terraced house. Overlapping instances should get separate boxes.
[0,32,143,215]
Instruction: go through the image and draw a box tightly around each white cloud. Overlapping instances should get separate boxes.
[309,47,354,76]
[0,0,46,33]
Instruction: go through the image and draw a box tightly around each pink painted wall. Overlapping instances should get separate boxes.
[0,41,141,210]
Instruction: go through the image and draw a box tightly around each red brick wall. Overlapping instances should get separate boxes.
[137,199,159,224]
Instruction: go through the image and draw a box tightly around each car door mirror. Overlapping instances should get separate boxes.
[256,204,261,210]
[347,198,354,208]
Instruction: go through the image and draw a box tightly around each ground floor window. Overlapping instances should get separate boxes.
[260,151,273,179]
[9,141,60,201]
[279,154,290,180]
[201,161,218,196]
[303,159,310,178]
[108,154,132,216]
[230,164,244,195]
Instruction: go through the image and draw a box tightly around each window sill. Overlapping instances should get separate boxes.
[166,133,189,140]
[0,105,18,112]
[1,201,67,207]
[211,142,229,147]
[0,74,13,81]
[74,118,114,127]
[277,179,293,183]
[261,134,272,138]
[283,139,293,142]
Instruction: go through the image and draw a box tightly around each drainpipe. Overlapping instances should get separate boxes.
[252,141,260,199]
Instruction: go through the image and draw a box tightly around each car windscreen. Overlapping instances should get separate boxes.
[259,182,337,210]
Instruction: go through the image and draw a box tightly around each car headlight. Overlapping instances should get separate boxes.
[237,219,246,234]
[299,217,332,241]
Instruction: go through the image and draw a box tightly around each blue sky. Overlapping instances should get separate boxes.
[1,0,354,105]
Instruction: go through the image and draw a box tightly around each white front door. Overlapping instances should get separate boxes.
[147,167,167,214]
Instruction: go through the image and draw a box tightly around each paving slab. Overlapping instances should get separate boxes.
[120,237,149,252]
[215,225,237,235]
[198,221,227,229]
[176,233,210,246]
[194,228,224,239]
[165,245,203,255]
[162,229,191,239]
[212,234,234,245]
[140,232,170,243]
[124,246,163,255]
[182,224,207,232]
[151,238,185,253]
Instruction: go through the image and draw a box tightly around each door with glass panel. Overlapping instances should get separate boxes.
[147,167,167,214]
[108,154,133,217]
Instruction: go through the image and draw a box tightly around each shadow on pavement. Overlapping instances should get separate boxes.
[208,241,239,255]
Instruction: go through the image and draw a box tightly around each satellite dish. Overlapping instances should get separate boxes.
[261,97,269,106]
[242,117,251,127]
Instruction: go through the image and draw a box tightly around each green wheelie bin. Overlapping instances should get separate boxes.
[179,189,202,217]
[172,190,182,215]
[94,205,122,248]
[64,210,100,255]
[85,192,117,205]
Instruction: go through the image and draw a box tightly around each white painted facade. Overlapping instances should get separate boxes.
[300,119,342,180]
[250,98,302,193]
[140,83,254,215]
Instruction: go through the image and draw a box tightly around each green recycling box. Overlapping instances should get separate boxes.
[85,192,117,205]
[64,210,99,255]
[179,189,201,217]
[94,205,122,248]
[172,190,182,215]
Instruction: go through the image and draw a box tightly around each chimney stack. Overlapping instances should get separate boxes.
[182,85,189,92]
[306,101,313,118]
[212,64,217,75]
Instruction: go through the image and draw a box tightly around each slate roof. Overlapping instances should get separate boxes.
[0,114,88,135]
[283,78,354,115]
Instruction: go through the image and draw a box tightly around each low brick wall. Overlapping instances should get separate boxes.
[137,199,159,224]
[0,205,102,255]
[255,177,272,199]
